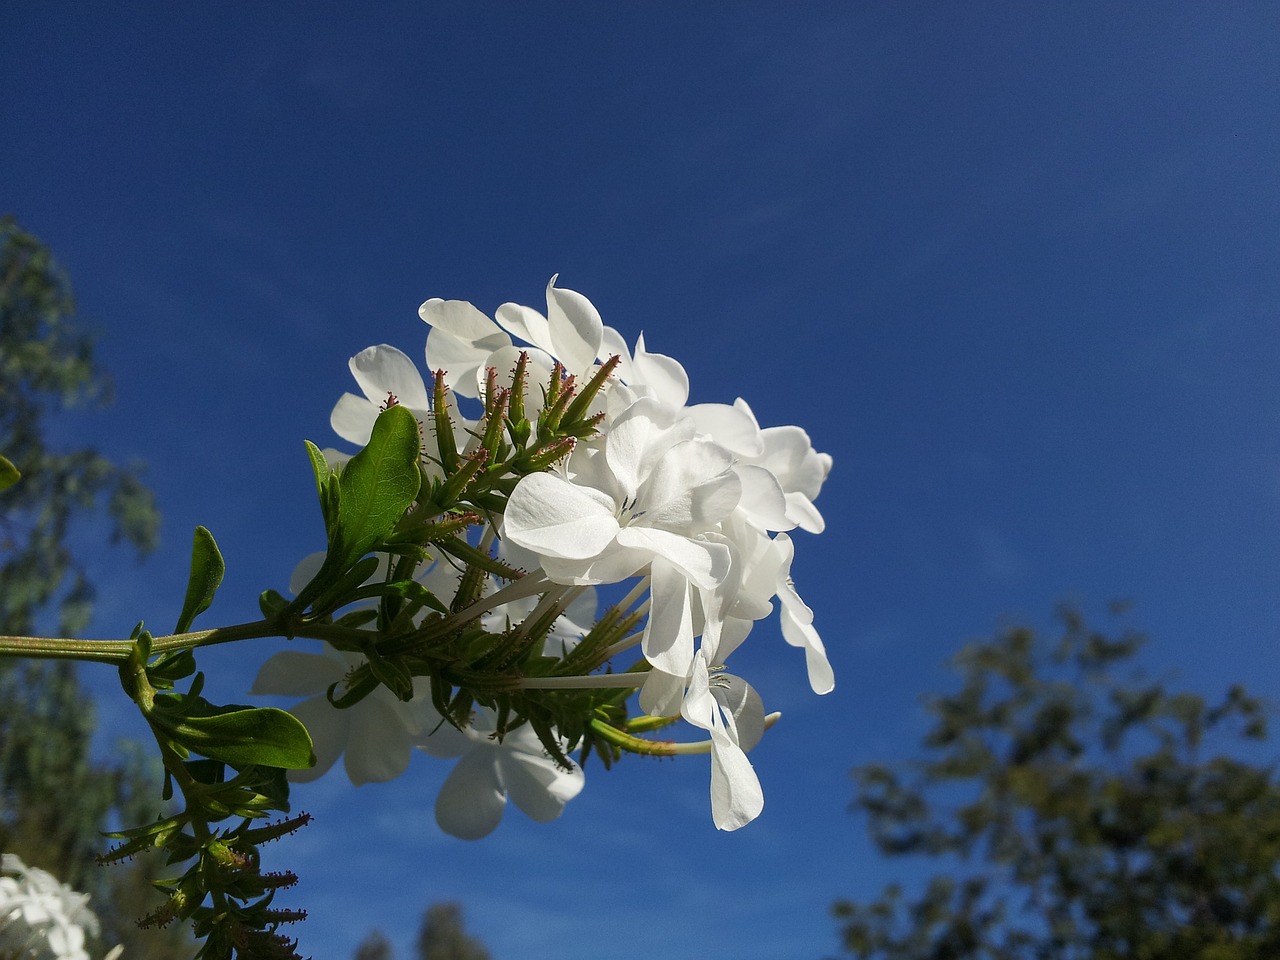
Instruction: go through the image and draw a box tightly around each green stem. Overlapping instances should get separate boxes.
[0,618,383,665]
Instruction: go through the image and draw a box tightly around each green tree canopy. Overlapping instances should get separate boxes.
[833,608,1280,960]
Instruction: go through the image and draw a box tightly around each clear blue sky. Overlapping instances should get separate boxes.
[3,4,1279,959]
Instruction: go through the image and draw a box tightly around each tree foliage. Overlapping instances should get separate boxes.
[833,608,1280,960]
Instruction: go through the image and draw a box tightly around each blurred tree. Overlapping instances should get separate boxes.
[0,214,158,637]
[351,903,491,960]
[354,931,394,960]
[0,216,187,957]
[417,903,491,960]
[832,608,1280,960]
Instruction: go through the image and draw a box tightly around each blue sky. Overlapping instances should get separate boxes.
[3,4,1279,959]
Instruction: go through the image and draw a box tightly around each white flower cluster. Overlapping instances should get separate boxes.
[0,855,115,960]
[255,277,831,834]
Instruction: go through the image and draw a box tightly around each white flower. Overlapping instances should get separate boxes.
[0,855,100,960]
[503,398,739,676]
[250,647,433,785]
[421,275,603,399]
[416,708,585,840]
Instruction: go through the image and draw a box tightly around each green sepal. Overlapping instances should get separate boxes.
[0,454,19,491]
[326,668,380,709]
[364,650,415,702]
[175,526,225,634]
[346,578,448,614]
[148,649,197,690]
[435,535,525,580]
[334,608,379,629]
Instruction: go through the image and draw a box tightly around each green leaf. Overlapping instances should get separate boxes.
[175,526,224,633]
[163,705,315,770]
[0,454,19,491]
[332,405,421,566]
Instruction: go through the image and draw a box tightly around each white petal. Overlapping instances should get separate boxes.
[710,674,767,752]
[639,439,740,533]
[782,611,835,695]
[434,748,507,840]
[597,325,634,376]
[504,472,620,560]
[734,464,794,532]
[284,696,347,783]
[615,527,730,590]
[494,302,553,354]
[500,731,585,822]
[688,400,764,458]
[330,392,380,446]
[250,650,343,697]
[785,492,827,534]
[348,344,430,411]
[545,275,603,375]
[774,533,815,623]
[631,333,689,409]
[640,668,687,716]
[345,696,416,785]
[709,725,764,831]
[604,398,692,501]
[419,297,504,344]
[756,425,831,500]
[539,546,648,586]
[641,557,697,676]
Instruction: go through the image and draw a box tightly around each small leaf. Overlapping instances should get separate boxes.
[175,526,225,633]
[0,454,19,491]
